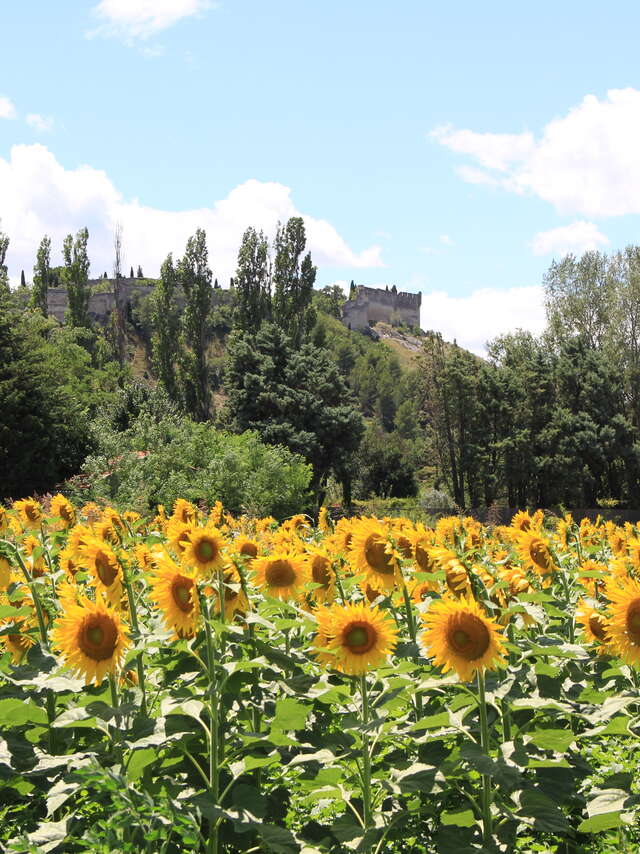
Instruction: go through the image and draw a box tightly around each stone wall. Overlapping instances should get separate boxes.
[341,285,421,331]
[46,278,233,324]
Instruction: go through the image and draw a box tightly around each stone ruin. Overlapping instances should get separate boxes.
[341,285,422,332]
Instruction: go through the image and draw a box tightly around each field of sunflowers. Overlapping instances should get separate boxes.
[1,498,640,853]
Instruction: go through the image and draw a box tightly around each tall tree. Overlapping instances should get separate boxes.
[20,270,26,289]
[178,228,212,420]
[31,235,51,316]
[271,217,316,343]
[544,251,612,349]
[62,227,90,327]
[225,322,363,504]
[136,265,143,278]
[234,227,270,334]
[112,222,126,366]
[0,224,9,299]
[151,254,181,402]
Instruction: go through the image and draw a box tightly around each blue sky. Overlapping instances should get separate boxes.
[2,1,640,351]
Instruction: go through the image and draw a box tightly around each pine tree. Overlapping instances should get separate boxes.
[31,235,51,316]
[178,228,212,420]
[20,270,26,289]
[137,265,143,278]
[62,228,90,327]
[151,254,180,402]
[130,266,134,278]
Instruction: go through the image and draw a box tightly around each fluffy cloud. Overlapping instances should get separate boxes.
[421,285,546,355]
[26,114,54,133]
[529,221,609,257]
[432,88,640,217]
[0,143,383,284]
[0,96,16,120]
[90,0,211,40]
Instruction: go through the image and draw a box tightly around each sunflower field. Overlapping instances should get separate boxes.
[1,498,640,853]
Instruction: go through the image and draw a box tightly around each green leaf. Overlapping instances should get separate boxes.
[529,729,576,753]
[578,812,624,833]
[0,698,48,726]
[127,747,157,781]
[272,698,311,731]
[440,808,476,828]
[26,818,69,852]
[517,789,569,833]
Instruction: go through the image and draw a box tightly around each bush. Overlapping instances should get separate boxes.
[67,412,312,519]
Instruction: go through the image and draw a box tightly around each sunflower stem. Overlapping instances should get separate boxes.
[120,557,147,716]
[477,669,493,844]
[200,590,220,854]
[359,674,373,830]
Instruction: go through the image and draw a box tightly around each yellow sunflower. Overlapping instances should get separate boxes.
[305,548,336,604]
[0,557,12,590]
[429,547,471,597]
[182,526,226,576]
[79,538,123,605]
[208,566,249,621]
[411,578,440,604]
[58,546,80,579]
[576,599,610,654]
[13,499,42,529]
[252,553,309,601]
[149,558,200,638]
[166,518,193,555]
[318,602,398,676]
[49,494,76,529]
[51,596,129,686]
[170,498,197,525]
[420,595,506,682]
[515,531,556,579]
[234,536,260,563]
[511,510,533,532]
[349,520,401,593]
[605,576,640,665]
[0,506,9,534]
[318,506,331,534]
[334,518,354,553]
[22,535,46,578]
[577,560,607,598]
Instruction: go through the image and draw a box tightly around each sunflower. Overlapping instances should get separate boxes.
[349,520,401,593]
[334,518,354,553]
[13,499,42,529]
[182,526,226,576]
[210,500,224,527]
[420,595,506,682]
[411,579,440,605]
[234,536,260,563]
[606,523,627,556]
[318,602,398,675]
[0,506,9,534]
[577,560,607,598]
[66,524,95,560]
[511,510,533,532]
[252,553,309,601]
[149,558,200,637]
[22,535,46,578]
[413,528,435,573]
[80,502,102,523]
[209,566,249,621]
[51,596,129,686]
[0,557,12,590]
[166,518,193,555]
[516,531,556,579]
[312,606,337,668]
[429,547,471,596]
[576,599,610,653]
[79,538,123,605]
[170,498,197,525]
[58,546,80,579]
[49,494,76,529]
[305,548,336,604]
[318,506,331,534]
[605,576,640,665]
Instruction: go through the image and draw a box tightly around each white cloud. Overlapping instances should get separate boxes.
[432,89,640,217]
[439,234,454,246]
[0,143,383,285]
[26,114,54,133]
[529,220,609,257]
[0,96,16,120]
[90,0,212,40]
[421,285,546,355]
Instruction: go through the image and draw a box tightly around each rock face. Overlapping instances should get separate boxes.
[341,285,421,332]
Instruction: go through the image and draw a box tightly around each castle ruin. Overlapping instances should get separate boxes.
[341,285,421,332]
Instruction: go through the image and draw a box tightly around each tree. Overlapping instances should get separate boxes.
[0,293,91,499]
[355,424,418,498]
[20,270,26,289]
[112,222,126,366]
[151,254,181,402]
[130,266,134,278]
[63,227,90,327]
[314,284,346,319]
[137,265,143,278]
[0,224,9,299]
[224,322,364,504]
[178,228,212,420]
[544,251,612,349]
[234,227,270,334]
[31,235,51,316]
[271,217,316,343]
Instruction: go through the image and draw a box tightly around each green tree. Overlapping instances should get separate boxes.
[0,224,9,299]
[544,251,612,349]
[136,265,143,278]
[272,217,316,343]
[234,226,270,334]
[63,227,91,327]
[151,254,181,403]
[224,322,363,503]
[314,284,346,319]
[178,228,212,420]
[31,235,51,316]
[0,294,92,499]
[355,424,418,498]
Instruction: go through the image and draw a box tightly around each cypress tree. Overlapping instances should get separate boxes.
[62,227,90,327]
[151,254,180,402]
[31,235,51,315]
[178,229,212,420]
